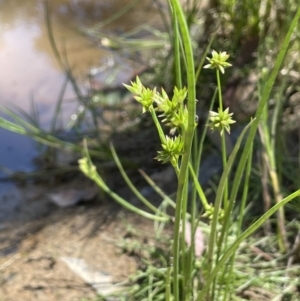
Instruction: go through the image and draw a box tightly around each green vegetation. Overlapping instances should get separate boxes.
[1,0,300,300]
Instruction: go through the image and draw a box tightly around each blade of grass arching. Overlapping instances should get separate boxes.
[7,101,40,129]
[205,119,254,299]
[109,143,169,218]
[0,105,44,134]
[0,118,30,136]
[0,116,106,158]
[79,141,169,222]
[0,116,73,150]
[228,5,300,254]
[169,0,196,299]
[196,188,300,301]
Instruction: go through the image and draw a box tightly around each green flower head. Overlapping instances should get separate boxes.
[207,107,236,136]
[204,50,232,74]
[123,77,155,113]
[156,135,184,166]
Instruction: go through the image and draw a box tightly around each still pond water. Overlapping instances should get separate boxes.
[0,0,164,198]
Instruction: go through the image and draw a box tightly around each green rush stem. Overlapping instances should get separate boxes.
[170,1,196,301]
[195,32,216,82]
[81,145,169,222]
[216,69,223,111]
[221,134,228,207]
[216,68,229,220]
[181,182,189,300]
[170,0,182,89]
[149,106,167,145]
[216,69,228,208]
[92,175,168,221]
[110,143,169,218]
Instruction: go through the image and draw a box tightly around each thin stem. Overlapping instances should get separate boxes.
[149,106,167,145]
[169,1,196,301]
[169,0,182,89]
[216,69,223,111]
[110,143,169,218]
[80,146,169,222]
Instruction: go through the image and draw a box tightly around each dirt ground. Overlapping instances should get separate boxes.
[0,181,157,301]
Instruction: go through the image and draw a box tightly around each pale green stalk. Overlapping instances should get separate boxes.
[188,91,216,301]
[0,110,106,158]
[169,0,182,89]
[216,69,229,209]
[195,33,217,82]
[149,106,167,145]
[79,143,169,222]
[85,170,168,222]
[110,143,169,218]
[169,1,196,300]
[210,68,229,300]
[188,163,210,210]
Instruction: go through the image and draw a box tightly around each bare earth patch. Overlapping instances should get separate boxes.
[0,193,154,301]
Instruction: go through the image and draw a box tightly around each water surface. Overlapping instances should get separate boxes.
[0,0,164,195]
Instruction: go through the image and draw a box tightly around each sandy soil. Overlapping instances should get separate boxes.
[0,186,155,301]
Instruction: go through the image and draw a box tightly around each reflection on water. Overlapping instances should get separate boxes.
[0,0,164,193]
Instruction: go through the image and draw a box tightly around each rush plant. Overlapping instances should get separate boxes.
[79,1,300,300]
